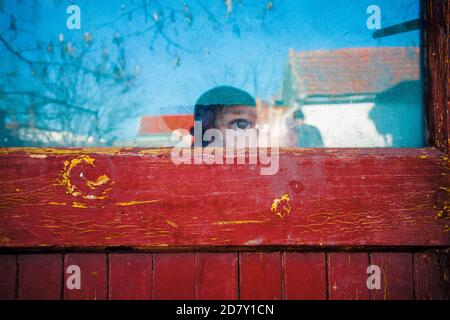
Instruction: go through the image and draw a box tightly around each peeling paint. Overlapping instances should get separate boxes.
[271,193,292,218]
[166,220,178,228]
[58,155,95,195]
[245,237,264,245]
[29,154,48,159]
[0,147,133,155]
[213,220,266,225]
[115,200,160,206]
[48,202,67,206]
[57,155,111,200]
[86,175,110,189]
[72,202,88,209]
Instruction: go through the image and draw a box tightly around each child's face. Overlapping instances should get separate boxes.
[212,105,257,146]
[214,105,257,131]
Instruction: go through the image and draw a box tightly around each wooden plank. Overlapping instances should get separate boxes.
[369,253,413,300]
[0,255,16,300]
[414,249,450,300]
[196,253,238,300]
[239,252,281,300]
[108,253,152,300]
[153,253,195,299]
[283,252,326,300]
[63,253,107,300]
[0,148,448,248]
[18,254,62,300]
[424,0,449,153]
[328,253,369,300]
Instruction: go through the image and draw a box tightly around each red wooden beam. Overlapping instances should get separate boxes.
[17,254,62,300]
[0,148,448,248]
[63,253,107,300]
[108,254,152,300]
[239,252,282,300]
[424,0,450,153]
[282,252,326,299]
[0,255,16,300]
[196,253,238,300]
[414,249,450,299]
[327,253,369,300]
[369,253,414,300]
[153,253,196,299]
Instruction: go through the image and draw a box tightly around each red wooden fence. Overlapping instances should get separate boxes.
[1,251,448,300]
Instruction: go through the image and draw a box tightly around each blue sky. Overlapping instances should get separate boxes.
[3,0,421,139]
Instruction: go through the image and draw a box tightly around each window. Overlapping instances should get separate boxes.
[0,0,426,148]
[0,0,448,301]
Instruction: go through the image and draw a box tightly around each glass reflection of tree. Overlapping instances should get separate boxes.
[0,0,274,146]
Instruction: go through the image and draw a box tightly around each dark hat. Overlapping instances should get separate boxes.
[194,86,256,121]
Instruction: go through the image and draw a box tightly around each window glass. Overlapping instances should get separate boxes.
[0,0,423,148]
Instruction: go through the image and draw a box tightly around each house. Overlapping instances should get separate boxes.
[133,114,194,147]
[278,47,423,147]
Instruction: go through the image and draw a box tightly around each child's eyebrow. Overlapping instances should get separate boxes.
[223,107,255,115]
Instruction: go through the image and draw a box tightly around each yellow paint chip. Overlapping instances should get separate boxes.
[72,202,88,209]
[49,202,67,206]
[166,220,178,228]
[271,193,292,218]
[29,154,48,159]
[213,220,266,225]
[87,175,110,189]
[57,155,111,200]
[115,200,160,206]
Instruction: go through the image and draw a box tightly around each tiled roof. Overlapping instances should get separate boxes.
[139,114,194,135]
[288,47,420,99]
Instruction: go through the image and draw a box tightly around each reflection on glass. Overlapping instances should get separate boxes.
[0,0,424,148]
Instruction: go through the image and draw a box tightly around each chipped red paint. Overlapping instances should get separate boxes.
[0,148,448,248]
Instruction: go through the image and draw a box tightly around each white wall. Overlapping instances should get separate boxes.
[298,103,389,147]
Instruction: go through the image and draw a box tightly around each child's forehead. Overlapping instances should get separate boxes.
[220,105,256,114]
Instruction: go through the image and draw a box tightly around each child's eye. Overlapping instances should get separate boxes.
[230,119,252,130]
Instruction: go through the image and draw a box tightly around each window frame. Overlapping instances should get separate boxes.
[0,0,448,250]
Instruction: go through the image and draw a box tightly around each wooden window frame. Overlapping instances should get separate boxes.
[0,0,448,250]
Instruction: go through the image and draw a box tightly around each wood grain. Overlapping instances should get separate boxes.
[282,252,326,300]
[0,148,448,248]
[327,253,369,300]
[17,254,62,300]
[108,253,152,300]
[0,255,16,300]
[63,253,107,300]
[414,249,450,300]
[196,253,238,300]
[369,253,413,300]
[153,253,195,299]
[424,0,450,153]
[239,252,281,300]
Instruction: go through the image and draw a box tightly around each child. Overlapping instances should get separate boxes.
[192,86,257,147]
